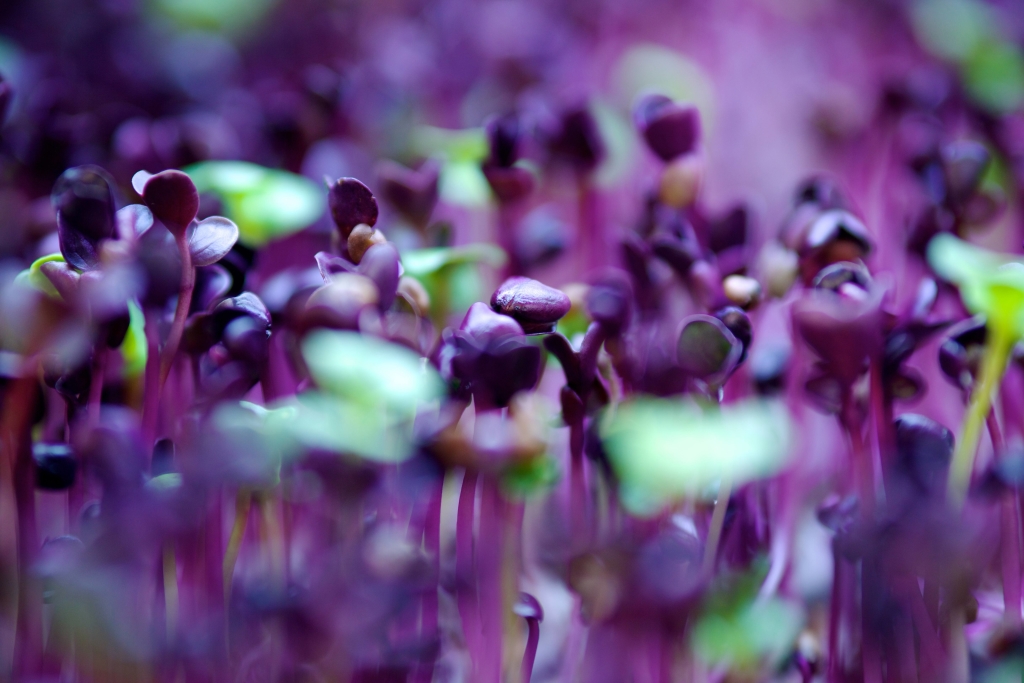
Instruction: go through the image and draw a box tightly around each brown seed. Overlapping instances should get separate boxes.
[658,153,703,209]
[347,224,386,264]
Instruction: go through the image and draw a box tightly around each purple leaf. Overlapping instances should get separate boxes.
[189,216,239,267]
[52,166,117,271]
[142,169,200,235]
[328,177,378,239]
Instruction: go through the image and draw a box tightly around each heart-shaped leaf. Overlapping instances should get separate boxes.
[116,204,154,241]
[189,216,239,267]
[142,170,199,236]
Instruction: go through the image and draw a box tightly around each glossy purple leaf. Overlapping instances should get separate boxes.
[142,170,200,235]
[377,160,439,228]
[115,204,153,241]
[491,276,571,333]
[676,314,742,383]
[634,95,701,162]
[189,216,239,267]
[52,166,117,271]
[461,301,524,342]
[792,288,884,386]
[328,177,378,240]
[358,242,400,311]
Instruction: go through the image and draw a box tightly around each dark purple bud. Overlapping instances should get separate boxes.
[939,316,987,390]
[708,204,749,254]
[486,113,523,168]
[941,140,990,205]
[792,288,884,386]
[189,216,239,267]
[794,175,847,210]
[491,276,571,334]
[447,331,542,409]
[548,106,605,173]
[358,242,400,311]
[633,94,701,162]
[52,166,117,271]
[585,271,632,335]
[713,306,752,363]
[377,160,439,228]
[893,414,954,493]
[483,164,536,204]
[461,302,524,342]
[142,170,200,236]
[222,315,270,365]
[34,443,77,491]
[328,177,378,240]
[676,314,742,383]
[515,209,567,269]
[650,234,700,276]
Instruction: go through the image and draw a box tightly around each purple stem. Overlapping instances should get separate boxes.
[478,476,504,683]
[456,469,480,670]
[141,313,162,457]
[521,617,539,683]
[497,201,520,279]
[411,478,444,683]
[160,231,195,387]
[986,406,1022,626]
[827,541,842,683]
[9,376,42,678]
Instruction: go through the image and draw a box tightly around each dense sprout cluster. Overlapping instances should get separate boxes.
[7,1,1024,682]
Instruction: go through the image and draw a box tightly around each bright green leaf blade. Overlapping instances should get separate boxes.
[15,253,65,299]
[603,399,791,514]
[185,161,325,248]
[401,244,507,278]
[693,597,804,670]
[120,300,148,379]
[301,330,444,414]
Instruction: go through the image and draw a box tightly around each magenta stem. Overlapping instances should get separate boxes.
[521,618,539,683]
[9,376,41,678]
[577,175,604,276]
[161,231,195,388]
[827,541,842,683]
[141,313,162,456]
[456,468,480,669]
[497,201,520,279]
[477,476,504,683]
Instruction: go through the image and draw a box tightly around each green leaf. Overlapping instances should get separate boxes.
[910,0,993,62]
[401,243,506,278]
[502,455,560,498]
[693,594,804,671]
[410,126,488,163]
[121,300,148,379]
[15,253,65,299]
[439,161,492,207]
[602,399,791,515]
[962,40,1024,113]
[150,0,278,34]
[301,330,444,413]
[184,161,325,248]
[927,234,1024,337]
